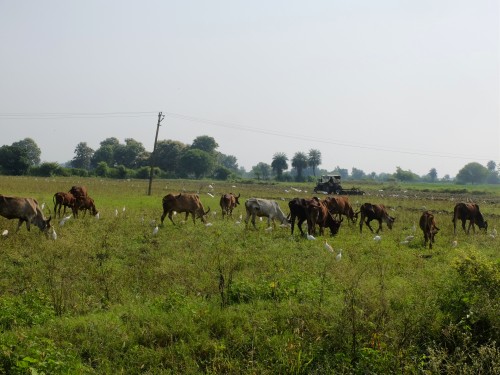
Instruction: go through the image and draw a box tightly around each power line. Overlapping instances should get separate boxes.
[0,110,495,162]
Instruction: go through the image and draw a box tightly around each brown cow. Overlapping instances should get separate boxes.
[288,197,320,236]
[0,195,52,233]
[452,203,488,234]
[306,199,343,236]
[53,192,77,217]
[74,196,98,218]
[220,193,240,219]
[419,211,439,249]
[69,186,88,200]
[359,203,395,233]
[324,196,357,223]
[161,193,210,225]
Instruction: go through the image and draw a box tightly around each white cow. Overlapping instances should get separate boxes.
[244,198,289,229]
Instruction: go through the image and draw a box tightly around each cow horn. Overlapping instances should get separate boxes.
[204,207,211,215]
[237,193,241,198]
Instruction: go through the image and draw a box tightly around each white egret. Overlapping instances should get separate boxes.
[265,226,273,232]
[122,206,126,212]
[115,209,118,217]
[452,240,458,248]
[59,215,71,227]
[324,240,334,253]
[307,234,316,240]
[152,226,159,235]
[336,249,342,261]
[205,222,213,227]
[373,235,382,242]
[492,228,497,237]
[404,235,415,242]
[41,202,45,210]
[95,212,100,220]
[2,229,8,236]
[51,229,57,240]
[208,184,213,189]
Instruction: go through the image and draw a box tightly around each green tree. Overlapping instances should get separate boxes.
[12,138,41,166]
[486,160,496,171]
[114,138,147,169]
[394,166,419,182]
[456,162,489,184]
[179,149,215,178]
[213,166,232,180]
[0,145,31,175]
[251,162,271,180]
[307,149,322,176]
[292,152,308,181]
[71,142,94,170]
[217,153,238,172]
[155,140,187,175]
[351,167,366,180]
[191,135,218,154]
[271,152,288,180]
[427,168,438,182]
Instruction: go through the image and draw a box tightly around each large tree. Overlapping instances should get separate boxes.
[71,142,94,170]
[291,152,308,181]
[307,149,322,176]
[155,140,187,175]
[456,162,489,184]
[114,138,147,169]
[251,162,272,180]
[427,168,438,182]
[178,149,215,178]
[191,135,218,154]
[12,138,41,166]
[271,153,288,180]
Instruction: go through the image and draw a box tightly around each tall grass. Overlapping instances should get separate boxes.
[0,176,499,374]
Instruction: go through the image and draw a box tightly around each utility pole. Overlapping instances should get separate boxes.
[148,112,165,196]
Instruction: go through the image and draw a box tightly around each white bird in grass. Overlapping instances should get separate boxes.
[115,209,118,217]
[51,229,57,240]
[59,215,72,227]
[324,240,334,253]
[336,249,342,261]
[122,206,126,213]
[235,221,241,225]
[41,202,45,210]
[491,228,497,237]
[152,226,159,235]
[452,240,458,248]
[205,222,213,227]
[373,235,382,242]
[265,226,273,232]
[404,235,415,242]
[95,212,100,220]
[2,229,8,236]
[307,234,316,240]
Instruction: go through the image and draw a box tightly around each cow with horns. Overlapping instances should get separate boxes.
[324,196,357,224]
[219,193,240,219]
[0,195,52,233]
[161,193,210,225]
[306,199,343,236]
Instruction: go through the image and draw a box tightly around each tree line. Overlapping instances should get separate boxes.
[0,136,498,184]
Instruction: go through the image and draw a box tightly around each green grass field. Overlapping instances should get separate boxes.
[1,176,499,374]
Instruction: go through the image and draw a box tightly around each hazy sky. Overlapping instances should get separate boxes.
[1,1,498,177]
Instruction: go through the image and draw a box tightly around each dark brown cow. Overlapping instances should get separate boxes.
[219,193,240,219]
[419,211,439,249]
[452,203,488,234]
[306,199,342,236]
[161,193,210,225]
[74,196,98,218]
[69,186,88,200]
[288,197,320,236]
[53,192,77,217]
[359,203,395,233]
[324,196,357,223]
[0,195,51,233]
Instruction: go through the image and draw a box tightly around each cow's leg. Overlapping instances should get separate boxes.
[364,219,374,233]
[461,219,467,233]
[190,211,196,224]
[167,211,176,225]
[376,219,384,233]
[297,218,306,236]
[251,214,257,229]
[244,212,251,227]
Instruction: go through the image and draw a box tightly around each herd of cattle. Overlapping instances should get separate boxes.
[160,192,489,249]
[0,188,490,249]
